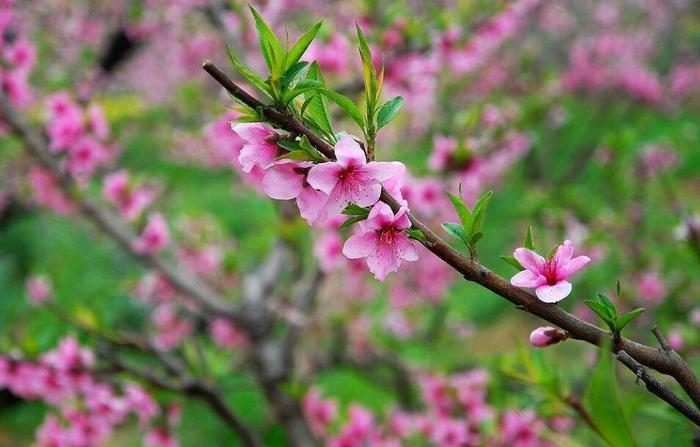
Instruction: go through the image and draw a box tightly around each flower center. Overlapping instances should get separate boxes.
[542,261,558,285]
[378,227,397,246]
[337,164,358,181]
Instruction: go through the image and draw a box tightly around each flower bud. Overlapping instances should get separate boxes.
[529,326,568,348]
[26,275,52,306]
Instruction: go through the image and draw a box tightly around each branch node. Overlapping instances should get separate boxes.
[652,325,672,353]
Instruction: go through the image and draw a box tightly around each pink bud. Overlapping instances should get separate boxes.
[26,275,53,305]
[668,329,684,351]
[529,326,567,348]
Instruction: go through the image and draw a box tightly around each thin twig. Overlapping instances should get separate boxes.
[0,93,316,445]
[201,62,700,424]
[616,350,700,426]
[652,325,672,352]
[563,395,604,438]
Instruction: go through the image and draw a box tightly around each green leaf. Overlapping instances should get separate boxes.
[355,23,378,108]
[597,293,618,320]
[471,190,493,235]
[340,215,366,229]
[376,96,403,129]
[277,139,300,151]
[277,150,314,161]
[282,79,321,105]
[407,229,426,242]
[500,255,523,271]
[320,89,364,129]
[249,5,284,76]
[342,203,369,216]
[585,345,638,447]
[470,232,484,245]
[285,21,322,70]
[302,62,334,136]
[441,223,469,246]
[615,308,646,333]
[226,46,271,96]
[584,300,616,332]
[616,280,622,299]
[280,61,308,91]
[297,135,324,162]
[446,191,473,235]
[524,225,535,250]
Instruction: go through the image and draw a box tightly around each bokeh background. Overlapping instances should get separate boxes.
[1,0,700,445]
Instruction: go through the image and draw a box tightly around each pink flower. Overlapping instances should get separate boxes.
[133,213,170,254]
[302,388,337,437]
[690,308,700,326]
[307,136,403,219]
[103,170,155,221]
[430,417,471,447]
[303,34,351,73]
[529,326,568,348]
[209,318,248,349]
[342,202,419,281]
[29,167,75,214]
[145,427,178,447]
[313,231,344,272]
[668,329,684,351]
[124,383,159,426]
[35,415,68,447]
[262,161,327,223]
[500,410,547,447]
[232,123,280,173]
[510,240,590,303]
[86,104,110,140]
[26,275,53,305]
[634,270,667,304]
[66,137,108,179]
[151,304,192,351]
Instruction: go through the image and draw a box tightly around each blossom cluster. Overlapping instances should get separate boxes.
[0,337,176,447]
[0,0,35,116]
[302,369,567,447]
[45,92,115,181]
[232,124,419,281]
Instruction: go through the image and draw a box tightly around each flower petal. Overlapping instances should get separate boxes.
[334,135,366,166]
[318,189,350,219]
[365,161,403,182]
[513,248,546,273]
[238,144,276,173]
[307,163,342,194]
[263,165,304,200]
[232,122,274,142]
[552,240,574,271]
[343,231,378,259]
[535,281,572,303]
[297,187,327,224]
[347,181,382,208]
[366,242,401,281]
[393,207,411,230]
[395,235,419,262]
[511,270,545,288]
[559,255,591,278]
[365,202,394,230]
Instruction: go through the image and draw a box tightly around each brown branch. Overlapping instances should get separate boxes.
[563,395,604,438]
[0,94,317,445]
[0,95,247,325]
[109,354,262,447]
[201,62,700,425]
[616,350,700,426]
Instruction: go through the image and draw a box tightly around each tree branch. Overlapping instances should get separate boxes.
[0,93,317,445]
[616,350,700,426]
[201,61,700,425]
